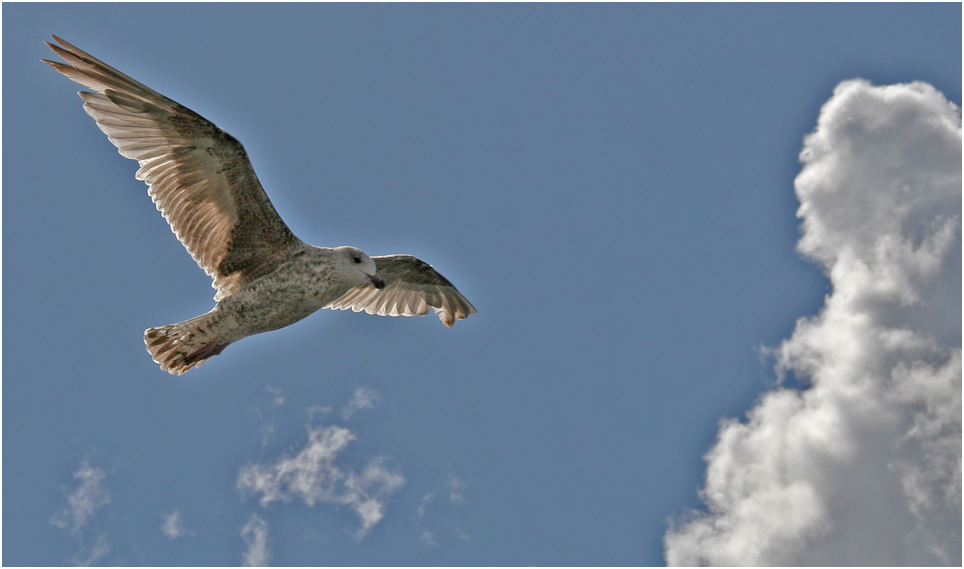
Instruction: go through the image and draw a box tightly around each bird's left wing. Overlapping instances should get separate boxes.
[43,35,302,301]
[325,255,476,327]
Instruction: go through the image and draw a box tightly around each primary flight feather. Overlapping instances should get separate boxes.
[43,35,476,374]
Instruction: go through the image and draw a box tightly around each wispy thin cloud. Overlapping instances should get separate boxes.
[306,404,333,421]
[51,460,112,566]
[72,534,111,567]
[160,509,194,539]
[446,474,470,505]
[266,385,285,407]
[341,387,379,420]
[664,80,962,565]
[238,425,404,539]
[241,513,272,567]
[415,473,471,547]
[51,461,111,536]
[256,386,287,447]
[419,527,438,547]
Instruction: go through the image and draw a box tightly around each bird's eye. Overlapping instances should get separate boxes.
[353,256,362,264]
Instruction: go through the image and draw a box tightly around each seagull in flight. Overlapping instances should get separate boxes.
[43,35,476,375]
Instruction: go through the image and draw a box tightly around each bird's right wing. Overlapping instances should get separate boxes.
[325,255,476,327]
[43,35,302,300]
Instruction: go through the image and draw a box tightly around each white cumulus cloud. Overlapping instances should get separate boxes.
[241,513,272,567]
[664,79,961,566]
[237,425,405,539]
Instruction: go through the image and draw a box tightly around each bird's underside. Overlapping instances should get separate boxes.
[44,35,476,374]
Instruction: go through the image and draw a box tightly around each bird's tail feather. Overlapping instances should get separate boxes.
[144,311,228,375]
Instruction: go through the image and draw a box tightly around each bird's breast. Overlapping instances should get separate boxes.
[215,259,349,338]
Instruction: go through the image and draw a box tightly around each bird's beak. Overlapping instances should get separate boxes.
[369,274,386,290]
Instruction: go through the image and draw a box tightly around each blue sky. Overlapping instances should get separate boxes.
[3,4,960,566]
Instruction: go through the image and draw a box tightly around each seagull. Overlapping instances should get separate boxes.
[43,36,476,375]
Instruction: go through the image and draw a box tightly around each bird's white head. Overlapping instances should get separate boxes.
[335,246,385,289]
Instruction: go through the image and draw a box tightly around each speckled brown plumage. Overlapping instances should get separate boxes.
[44,35,476,374]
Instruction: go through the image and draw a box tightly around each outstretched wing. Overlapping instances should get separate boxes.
[326,255,476,327]
[43,35,302,301]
